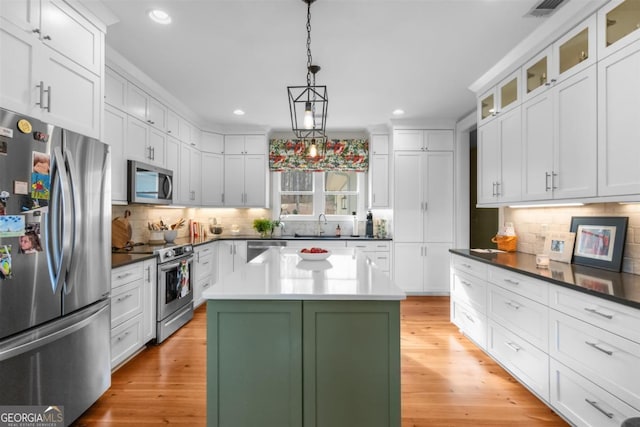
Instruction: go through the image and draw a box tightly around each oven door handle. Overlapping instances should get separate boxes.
[158,256,193,272]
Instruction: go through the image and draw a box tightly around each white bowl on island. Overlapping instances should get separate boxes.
[298,249,331,261]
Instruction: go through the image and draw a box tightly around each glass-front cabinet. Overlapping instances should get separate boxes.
[477,70,520,125]
[522,15,596,102]
[599,0,640,58]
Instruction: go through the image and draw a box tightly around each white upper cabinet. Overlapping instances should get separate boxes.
[201,152,224,206]
[598,0,640,59]
[167,110,180,137]
[478,70,520,126]
[223,135,267,207]
[0,0,103,137]
[224,135,265,154]
[523,16,596,103]
[598,38,640,196]
[105,67,127,110]
[201,131,224,153]
[127,83,167,131]
[125,116,166,167]
[103,104,127,202]
[393,130,453,151]
[369,134,390,208]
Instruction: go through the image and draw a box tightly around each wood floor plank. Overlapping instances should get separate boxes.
[73,296,567,426]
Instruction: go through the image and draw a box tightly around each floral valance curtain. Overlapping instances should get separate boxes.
[269,138,369,172]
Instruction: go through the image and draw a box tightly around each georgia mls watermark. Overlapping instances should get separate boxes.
[0,406,64,427]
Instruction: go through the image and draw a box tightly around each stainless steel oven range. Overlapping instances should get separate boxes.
[155,244,194,343]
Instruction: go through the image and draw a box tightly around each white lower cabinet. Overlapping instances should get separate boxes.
[345,241,391,275]
[218,240,247,279]
[550,359,640,427]
[450,253,640,425]
[111,258,156,370]
[394,242,452,293]
[194,243,217,307]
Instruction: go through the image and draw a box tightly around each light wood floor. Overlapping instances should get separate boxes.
[73,297,567,426]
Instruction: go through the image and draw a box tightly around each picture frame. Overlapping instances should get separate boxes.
[570,216,628,272]
[543,231,575,263]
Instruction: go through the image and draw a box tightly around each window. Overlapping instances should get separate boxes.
[277,170,364,218]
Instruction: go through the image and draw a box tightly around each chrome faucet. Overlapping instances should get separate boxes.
[317,213,327,236]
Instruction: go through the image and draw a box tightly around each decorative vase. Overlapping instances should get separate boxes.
[164,230,177,243]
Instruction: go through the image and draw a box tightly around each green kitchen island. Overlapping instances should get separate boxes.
[203,247,406,427]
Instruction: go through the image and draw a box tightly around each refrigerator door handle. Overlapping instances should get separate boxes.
[62,148,82,294]
[0,300,109,362]
[44,151,63,292]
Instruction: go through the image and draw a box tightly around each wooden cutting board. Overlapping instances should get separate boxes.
[112,210,132,249]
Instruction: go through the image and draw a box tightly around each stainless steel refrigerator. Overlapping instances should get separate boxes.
[0,107,111,425]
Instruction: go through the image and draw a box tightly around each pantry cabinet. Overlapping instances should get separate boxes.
[393,142,454,293]
[369,134,390,208]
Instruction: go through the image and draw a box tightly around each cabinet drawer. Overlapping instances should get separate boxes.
[451,299,487,349]
[111,279,143,328]
[550,286,640,344]
[488,320,549,401]
[111,313,144,369]
[370,253,390,272]
[111,263,144,289]
[550,310,640,410]
[550,359,640,426]
[451,255,487,280]
[347,241,391,251]
[488,266,548,304]
[196,253,214,281]
[451,271,487,314]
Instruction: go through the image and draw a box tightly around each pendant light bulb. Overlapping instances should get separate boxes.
[309,140,318,157]
[303,102,314,129]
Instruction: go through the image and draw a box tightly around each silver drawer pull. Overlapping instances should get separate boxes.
[504,278,520,285]
[116,294,133,302]
[461,263,471,269]
[585,341,613,356]
[584,307,613,320]
[116,272,132,280]
[584,399,614,419]
[463,313,475,324]
[505,301,521,310]
[116,331,131,342]
[202,282,211,289]
[202,261,210,265]
[460,280,471,286]
[505,341,521,352]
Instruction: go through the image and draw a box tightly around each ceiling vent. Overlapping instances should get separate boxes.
[525,0,567,17]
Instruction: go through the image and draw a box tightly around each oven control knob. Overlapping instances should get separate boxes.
[165,249,175,259]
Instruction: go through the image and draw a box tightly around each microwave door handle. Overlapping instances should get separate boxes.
[62,147,81,295]
[164,175,173,199]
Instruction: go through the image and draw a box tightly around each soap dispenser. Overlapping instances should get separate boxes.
[351,212,358,237]
[365,210,374,237]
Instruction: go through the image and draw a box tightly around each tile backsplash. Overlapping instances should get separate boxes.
[504,203,640,275]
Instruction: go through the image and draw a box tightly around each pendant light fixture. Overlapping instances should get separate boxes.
[287,0,328,156]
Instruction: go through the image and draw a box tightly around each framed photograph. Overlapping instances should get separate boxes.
[574,273,614,295]
[543,231,575,263]
[570,216,628,272]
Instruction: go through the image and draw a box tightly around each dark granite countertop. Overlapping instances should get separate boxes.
[111,253,156,269]
[450,249,640,310]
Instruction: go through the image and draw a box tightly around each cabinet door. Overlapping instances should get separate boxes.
[126,83,148,122]
[370,154,389,208]
[598,40,640,196]
[202,131,224,153]
[498,106,522,203]
[393,152,423,242]
[478,87,497,126]
[598,0,640,59]
[41,49,100,137]
[425,130,454,151]
[147,96,167,131]
[424,243,452,294]
[206,300,302,427]
[477,120,500,204]
[523,47,553,102]
[553,65,597,199]
[392,243,423,292]
[554,15,596,83]
[142,259,157,343]
[40,0,102,76]
[148,127,166,166]
[393,130,423,151]
[179,118,192,144]
[224,135,245,154]
[522,92,554,201]
[223,154,245,206]
[178,143,192,205]
[234,241,247,266]
[167,110,180,137]
[125,116,150,162]
[165,137,180,202]
[244,155,266,207]
[498,71,520,114]
[0,18,39,118]
[425,152,453,242]
[370,134,389,155]
[190,147,202,205]
[217,241,235,279]
[202,152,224,206]
[0,0,39,33]
[244,135,265,154]
[105,67,126,110]
[104,105,127,202]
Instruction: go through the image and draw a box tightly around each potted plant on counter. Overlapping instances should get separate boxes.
[252,219,282,238]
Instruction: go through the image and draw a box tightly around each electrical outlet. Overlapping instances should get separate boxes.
[541,223,549,234]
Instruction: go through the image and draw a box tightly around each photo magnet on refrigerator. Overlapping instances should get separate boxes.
[30,173,50,200]
[0,245,12,280]
[0,215,25,237]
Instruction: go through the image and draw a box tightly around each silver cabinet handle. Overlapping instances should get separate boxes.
[495,182,501,196]
[460,279,471,287]
[505,341,521,352]
[116,293,132,303]
[463,312,475,323]
[545,172,551,191]
[492,182,496,197]
[584,307,613,320]
[585,341,613,356]
[36,81,51,112]
[461,263,471,269]
[116,331,131,342]
[146,266,151,282]
[552,172,558,190]
[32,28,41,34]
[116,272,132,280]
[584,399,614,419]
[43,35,51,40]
[505,301,521,310]
[504,278,520,285]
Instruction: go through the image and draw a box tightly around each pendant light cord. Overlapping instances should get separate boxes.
[306,0,313,87]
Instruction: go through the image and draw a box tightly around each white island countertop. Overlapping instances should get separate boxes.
[202,247,406,301]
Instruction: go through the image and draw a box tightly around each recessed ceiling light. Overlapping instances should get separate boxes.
[392,109,405,116]
[148,9,171,25]
[233,109,245,116]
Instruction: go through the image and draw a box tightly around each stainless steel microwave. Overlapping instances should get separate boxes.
[127,160,173,205]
